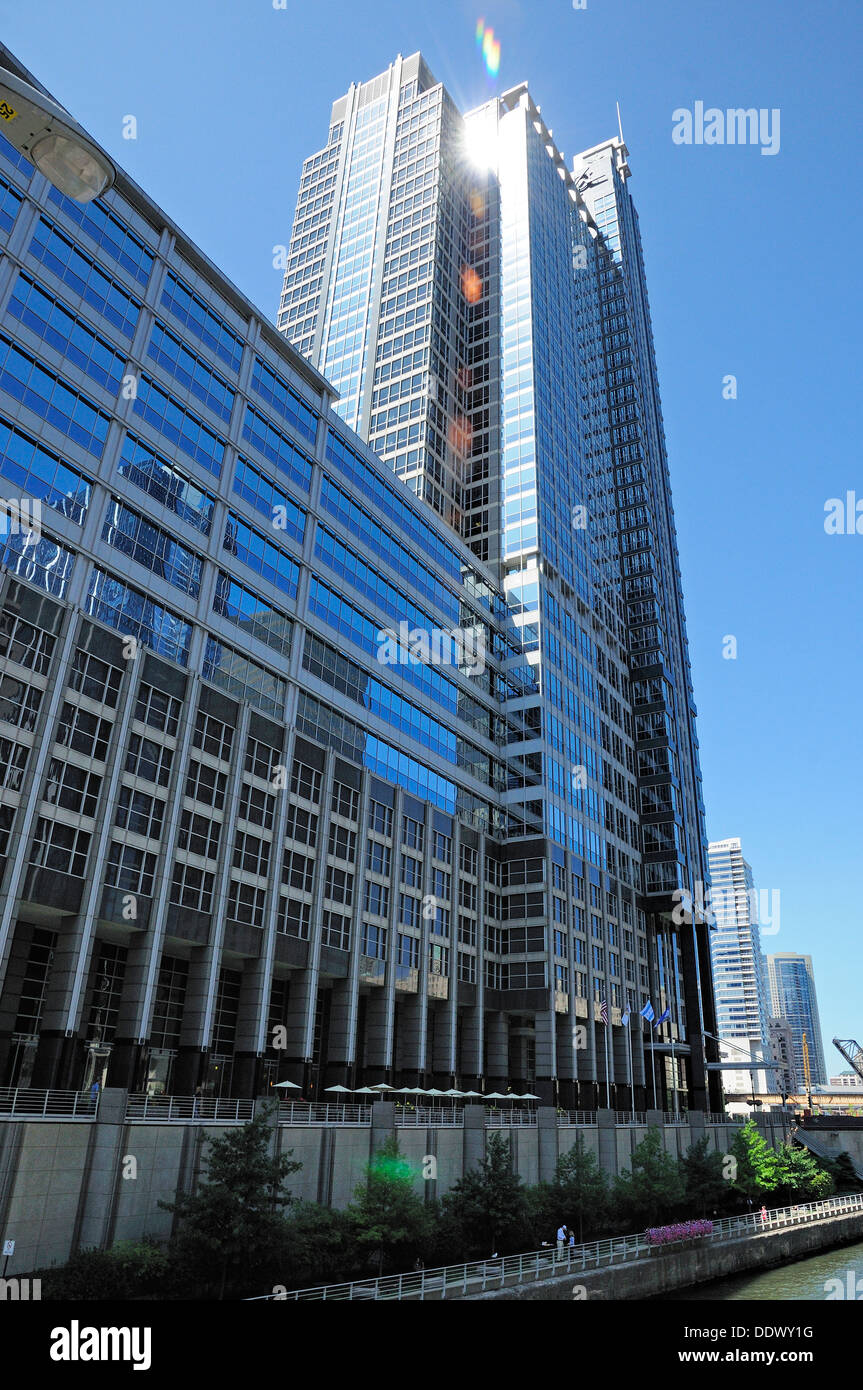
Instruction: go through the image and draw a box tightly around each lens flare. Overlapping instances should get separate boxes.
[475,19,501,78]
[461,265,482,304]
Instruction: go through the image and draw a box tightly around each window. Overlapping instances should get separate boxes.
[364,881,390,917]
[362,923,387,960]
[368,800,393,836]
[283,848,314,893]
[291,761,321,802]
[328,823,355,860]
[366,841,391,876]
[178,811,221,860]
[402,815,424,851]
[30,817,91,877]
[331,782,359,820]
[170,861,215,913]
[115,785,164,840]
[134,683,181,736]
[193,710,233,762]
[105,840,156,895]
[125,734,173,787]
[69,649,122,706]
[285,803,317,845]
[433,830,451,863]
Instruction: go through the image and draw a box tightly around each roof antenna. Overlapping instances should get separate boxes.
[616,101,624,144]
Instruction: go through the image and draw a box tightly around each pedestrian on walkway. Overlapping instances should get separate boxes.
[760,1204,768,1224]
[556,1224,567,1255]
[568,1228,576,1248]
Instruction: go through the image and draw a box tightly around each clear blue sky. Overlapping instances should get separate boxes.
[3,0,860,1079]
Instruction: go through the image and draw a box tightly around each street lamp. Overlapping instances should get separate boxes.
[0,66,114,202]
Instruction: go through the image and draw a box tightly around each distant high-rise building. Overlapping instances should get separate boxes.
[767,1016,797,1094]
[707,837,772,1092]
[279,53,721,1110]
[766,953,827,1087]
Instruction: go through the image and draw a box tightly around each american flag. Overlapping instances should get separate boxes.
[599,998,609,1025]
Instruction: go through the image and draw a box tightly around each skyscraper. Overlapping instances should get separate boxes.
[766,953,827,1088]
[280,55,720,1110]
[706,837,771,1092]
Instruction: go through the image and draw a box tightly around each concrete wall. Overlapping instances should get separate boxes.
[0,1094,785,1276]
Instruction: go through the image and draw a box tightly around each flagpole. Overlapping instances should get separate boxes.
[650,1021,657,1110]
[604,1015,611,1110]
[670,1023,678,1116]
[627,1013,634,1121]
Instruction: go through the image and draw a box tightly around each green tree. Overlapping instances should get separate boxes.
[554,1134,609,1242]
[161,1103,301,1299]
[775,1144,835,1203]
[442,1131,528,1257]
[821,1150,863,1193]
[681,1135,729,1217]
[728,1119,779,1206]
[614,1127,685,1229]
[280,1201,360,1290]
[348,1136,429,1277]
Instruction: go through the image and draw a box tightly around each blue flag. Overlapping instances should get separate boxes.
[654,1007,671,1029]
[640,1001,655,1022]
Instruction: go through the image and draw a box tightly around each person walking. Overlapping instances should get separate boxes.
[556,1224,567,1257]
[760,1204,768,1224]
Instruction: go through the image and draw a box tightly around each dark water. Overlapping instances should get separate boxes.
[663,1240,863,1301]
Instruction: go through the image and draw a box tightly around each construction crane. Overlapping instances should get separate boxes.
[833,1037,863,1085]
[801,1032,813,1110]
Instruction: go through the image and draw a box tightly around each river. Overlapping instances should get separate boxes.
[663,1240,863,1300]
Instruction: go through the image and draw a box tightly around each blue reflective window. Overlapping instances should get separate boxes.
[46,186,155,286]
[0,336,110,457]
[314,525,439,636]
[0,417,91,523]
[86,567,192,665]
[147,321,235,423]
[161,272,244,372]
[117,433,214,535]
[28,218,141,339]
[0,529,74,598]
[101,498,203,597]
[249,358,318,442]
[222,512,299,598]
[325,428,462,580]
[0,175,23,233]
[231,456,305,545]
[133,376,224,476]
[319,475,459,623]
[306,575,462,719]
[8,272,126,392]
[213,572,293,657]
[202,636,285,717]
[242,404,313,491]
[0,131,33,179]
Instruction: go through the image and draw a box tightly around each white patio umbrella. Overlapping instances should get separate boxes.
[483,1091,508,1100]
[369,1083,397,1093]
[273,1080,301,1090]
[354,1086,377,1095]
[462,1090,484,1098]
[518,1092,541,1101]
[324,1084,352,1093]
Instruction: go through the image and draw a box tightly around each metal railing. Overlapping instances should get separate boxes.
[663,1111,689,1125]
[615,1112,647,1125]
[484,1110,537,1127]
[395,1108,464,1127]
[0,1087,98,1119]
[126,1094,255,1123]
[247,1191,863,1302]
[557,1110,597,1126]
[278,1103,371,1126]
[705,1112,745,1125]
